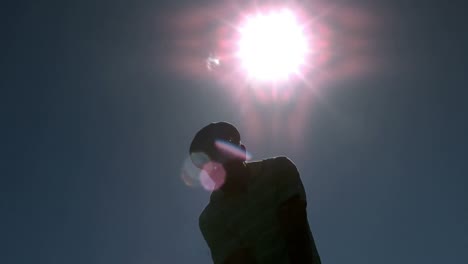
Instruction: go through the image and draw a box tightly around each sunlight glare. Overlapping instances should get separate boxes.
[237,9,308,82]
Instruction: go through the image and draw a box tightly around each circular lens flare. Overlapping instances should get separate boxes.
[237,9,308,82]
[181,156,202,187]
[200,161,226,191]
[181,155,226,191]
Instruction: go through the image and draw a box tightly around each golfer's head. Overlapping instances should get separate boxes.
[189,122,246,169]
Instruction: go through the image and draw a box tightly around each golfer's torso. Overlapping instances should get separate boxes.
[208,159,290,263]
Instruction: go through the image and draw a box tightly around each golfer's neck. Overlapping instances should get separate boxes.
[222,162,249,194]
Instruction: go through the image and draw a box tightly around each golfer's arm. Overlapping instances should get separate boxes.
[278,195,321,264]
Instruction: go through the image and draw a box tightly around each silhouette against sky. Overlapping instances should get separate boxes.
[2,0,468,263]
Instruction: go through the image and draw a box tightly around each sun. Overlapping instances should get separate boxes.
[236,9,309,82]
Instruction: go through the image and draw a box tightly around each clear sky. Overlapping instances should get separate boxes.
[2,0,468,263]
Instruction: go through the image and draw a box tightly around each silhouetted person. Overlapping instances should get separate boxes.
[190,122,321,264]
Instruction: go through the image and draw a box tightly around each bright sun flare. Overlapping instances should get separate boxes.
[237,9,308,82]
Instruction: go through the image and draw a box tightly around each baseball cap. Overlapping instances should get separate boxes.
[189,122,241,167]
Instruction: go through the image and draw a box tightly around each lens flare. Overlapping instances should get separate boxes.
[182,140,252,191]
[190,152,212,169]
[215,139,252,161]
[200,161,226,191]
[181,156,203,187]
[182,153,228,191]
[206,54,221,71]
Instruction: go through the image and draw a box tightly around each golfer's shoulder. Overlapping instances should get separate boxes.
[247,156,296,173]
[268,156,298,174]
[250,157,300,189]
[273,156,296,167]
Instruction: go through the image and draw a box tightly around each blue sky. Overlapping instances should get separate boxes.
[2,0,468,263]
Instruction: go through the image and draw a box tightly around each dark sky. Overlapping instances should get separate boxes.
[2,0,468,263]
